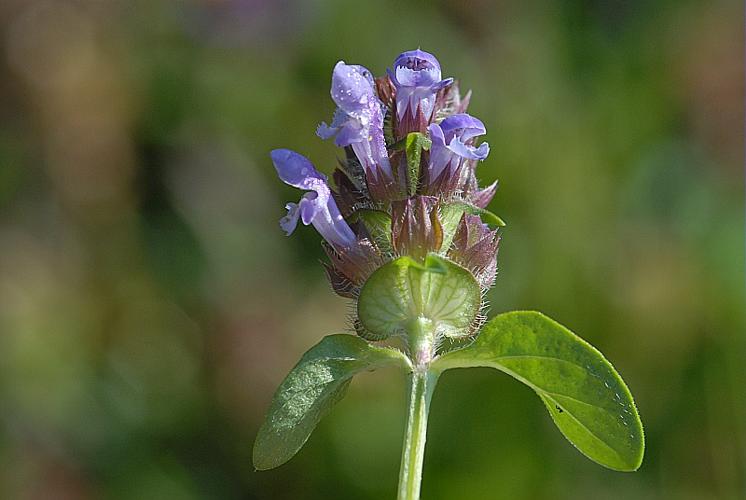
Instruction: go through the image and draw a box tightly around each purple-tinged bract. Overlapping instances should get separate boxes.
[391,196,443,260]
[448,214,500,290]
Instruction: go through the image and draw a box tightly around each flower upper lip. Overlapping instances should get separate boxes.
[439,113,487,142]
[330,61,377,112]
[393,49,441,72]
[429,114,490,161]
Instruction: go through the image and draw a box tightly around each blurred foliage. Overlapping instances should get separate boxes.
[0,0,743,498]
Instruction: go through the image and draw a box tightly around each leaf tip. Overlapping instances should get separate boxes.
[252,437,278,471]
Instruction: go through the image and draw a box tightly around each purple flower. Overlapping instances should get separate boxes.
[426,113,490,193]
[271,148,358,250]
[317,61,395,199]
[388,49,453,126]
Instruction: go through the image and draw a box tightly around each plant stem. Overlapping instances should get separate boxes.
[397,368,438,500]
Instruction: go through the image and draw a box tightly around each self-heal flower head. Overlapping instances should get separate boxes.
[271,50,503,313]
[271,148,357,250]
[426,113,490,195]
[388,49,453,135]
[317,61,396,200]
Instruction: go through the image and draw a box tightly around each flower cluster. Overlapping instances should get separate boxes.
[272,49,500,338]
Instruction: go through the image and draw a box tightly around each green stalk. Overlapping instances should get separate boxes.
[398,318,439,500]
[397,369,438,500]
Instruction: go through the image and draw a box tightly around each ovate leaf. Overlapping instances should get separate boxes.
[253,334,410,470]
[432,311,644,471]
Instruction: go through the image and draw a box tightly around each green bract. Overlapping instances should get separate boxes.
[352,209,393,251]
[438,201,505,251]
[404,132,431,196]
[357,254,482,341]
[443,200,506,228]
[433,311,645,471]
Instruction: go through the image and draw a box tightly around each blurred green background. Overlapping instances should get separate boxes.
[0,0,743,498]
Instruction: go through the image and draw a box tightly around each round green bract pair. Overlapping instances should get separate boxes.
[357,253,482,341]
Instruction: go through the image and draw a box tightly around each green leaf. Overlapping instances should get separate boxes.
[404,132,432,196]
[439,201,506,251]
[253,334,410,470]
[357,254,481,340]
[460,202,506,227]
[444,201,506,228]
[432,311,644,471]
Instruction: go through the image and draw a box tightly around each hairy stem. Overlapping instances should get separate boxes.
[397,367,438,500]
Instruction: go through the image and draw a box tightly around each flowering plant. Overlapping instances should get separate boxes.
[254,49,644,499]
